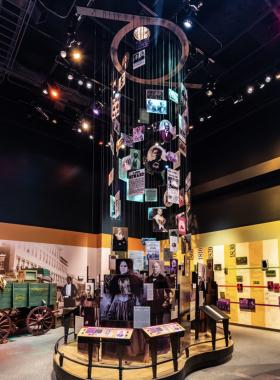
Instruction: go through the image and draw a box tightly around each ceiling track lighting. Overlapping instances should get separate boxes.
[199,116,205,122]
[67,71,74,80]
[42,81,48,95]
[257,81,265,89]
[206,112,211,119]
[184,12,194,28]
[265,73,272,83]
[86,81,92,88]
[275,68,280,80]
[247,85,254,94]
[232,92,243,104]
[78,77,84,86]
[50,86,58,98]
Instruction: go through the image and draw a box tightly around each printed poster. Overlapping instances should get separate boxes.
[167,168,179,204]
[146,241,160,260]
[128,168,145,197]
[128,251,144,270]
[170,236,178,252]
[145,189,157,202]
[133,49,145,69]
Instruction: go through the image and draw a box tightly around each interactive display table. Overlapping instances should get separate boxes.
[142,323,185,379]
[199,305,230,350]
[77,327,134,380]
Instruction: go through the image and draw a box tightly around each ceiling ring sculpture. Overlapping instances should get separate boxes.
[110,17,189,85]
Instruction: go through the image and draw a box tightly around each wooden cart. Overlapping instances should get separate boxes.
[0,271,57,343]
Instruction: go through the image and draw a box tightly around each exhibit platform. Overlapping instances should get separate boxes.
[53,330,234,380]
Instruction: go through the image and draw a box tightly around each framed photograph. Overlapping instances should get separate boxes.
[121,133,133,148]
[236,257,247,265]
[214,264,222,271]
[130,149,141,171]
[169,229,179,243]
[159,120,174,142]
[173,151,180,170]
[147,145,167,173]
[133,49,145,69]
[239,298,255,310]
[153,208,169,232]
[112,227,128,252]
[168,88,178,104]
[148,260,165,277]
[119,72,125,91]
[237,283,243,292]
[268,281,273,290]
[116,136,123,153]
[109,255,119,270]
[146,89,163,100]
[179,188,184,207]
[85,283,95,300]
[236,276,243,282]
[108,168,114,186]
[146,98,167,114]
[133,126,144,143]
[170,259,178,274]
[217,298,230,312]
[179,139,186,157]
[178,216,186,235]
[185,172,191,191]
[111,96,120,120]
[116,258,133,275]
[122,155,131,172]
[122,52,130,71]
[142,238,156,246]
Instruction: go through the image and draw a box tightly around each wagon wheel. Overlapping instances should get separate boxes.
[0,310,12,344]
[26,307,54,336]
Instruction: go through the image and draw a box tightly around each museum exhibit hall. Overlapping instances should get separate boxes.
[1,1,280,380]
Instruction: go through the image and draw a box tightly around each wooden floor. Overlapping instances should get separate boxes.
[53,331,233,380]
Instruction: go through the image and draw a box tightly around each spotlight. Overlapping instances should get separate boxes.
[205,86,213,97]
[165,165,169,169]
[89,135,93,139]
[184,15,193,28]
[77,128,82,133]
[275,69,280,79]
[232,95,238,104]
[93,108,99,115]
[114,91,121,99]
[199,116,205,122]
[265,73,272,83]
[51,88,58,97]
[99,141,103,145]
[67,72,74,80]
[71,42,80,59]
[42,81,48,94]
[52,119,57,123]
[134,26,150,41]
[155,142,159,146]
[257,81,265,89]
[60,51,67,58]
[121,144,125,149]
[78,77,84,86]
[86,81,92,88]
[247,85,254,94]
[233,92,243,103]
[82,122,88,129]
[206,112,211,119]
[189,124,194,130]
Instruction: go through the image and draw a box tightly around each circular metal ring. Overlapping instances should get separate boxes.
[111,18,189,85]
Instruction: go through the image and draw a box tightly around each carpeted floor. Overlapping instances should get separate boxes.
[0,325,280,380]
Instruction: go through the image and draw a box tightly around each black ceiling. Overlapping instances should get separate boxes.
[0,0,280,149]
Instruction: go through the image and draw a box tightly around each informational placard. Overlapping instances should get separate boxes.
[78,327,134,340]
[167,168,179,204]
[75,316,84,335]
[133,49,145,69]
[128,169,145,197]
[142,238,156,246]
[168,88,178,104]
[111,96,120,120]
[119,158,127,182]
[144,283,153,300]
[145,189,157,202]
[134,306,150,329]
[170,236,178,252]
[128,250,144,270]
[163,247,173,261]
[142,322,185,337]
[146,240,160,260]
[126,180,143,202]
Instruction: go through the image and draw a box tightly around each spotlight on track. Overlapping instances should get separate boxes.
[71,42,80,60]
[206,112,211,119]
[93,108,99,115]
[265,73,272,83]
[155,142,159,146]
[99,141,103,145]
[189,124,194,130]
[78,77,84,86]
[114,91,121,99]
[60,50,67,58]
[199,116,205,122]
[42,81,48,95]
[275,68,280,80]
[67,72,74,80]
[77,128,82,133]
[247,85,254,94]
[232,92,243,104]
[165,165,169,169]
[257,81,265,89]
[86,81,92,89]
[184,13,194,28]
[50,87,58,98]
[82,121,88,129]
[121,144,125,149]
[89,135,93,140]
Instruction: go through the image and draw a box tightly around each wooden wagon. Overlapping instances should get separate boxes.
[0,269,57,343]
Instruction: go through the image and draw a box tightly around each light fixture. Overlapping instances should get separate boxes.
[184,13,194,28]
[83,123,88,129]
[155,142,159,146]
[275,69,280,79]
[89,135,93,139]
[199,116,205,122]
[42,81,48,94]
[134,26,150,41]
[121,144,125,149]
[232,92,243,103]
[71,42,80,59]
[147,126,151,129]
[77,128,82,133]
[60,50,67,58]
[105,144,109,147]
[232,95,238,104]
[78,77,84,86]
[257,81,265,89]
[52,119,57,124]
[93,108,99,115]
[51,88,58,97]
[247,85,254,94]
[86,81,92,88]
[99,141,103,145]
[189,124,194,130]
[205,87,213,97]
[114,91,121,99]
[67,72,74,80]
[206,112,211,119]
[265,73,272,83]
[165,165,169,169]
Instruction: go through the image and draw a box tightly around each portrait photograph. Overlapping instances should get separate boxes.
[146,89,163,100]
[121,133,133,147]
[121,52,130,71]
[178,114,186,143]
[185,190,191,212]
[173,151,180,170]
[178,216,186,235]
[163,190,173,207]
[181,234,191,254]
[114,118,120,135]
[170,259,178,274]
[112,227,128,252]
[146,98,167,114]
[147,145,167,173]
[122,155,131,172]
[109,168,114,186]
[153,208,169,232]
[130,149,141,171]
[179,139,186,157]
[148,260,165,278]
[146,261,175,289]
[104,274,143,296]
[85,282,94,300]
[116,258,134,275]
[166,151,177,162]
[159,120,174,142]
[133,126,144,143]
[179,188,184,207]
[169,229,179,242]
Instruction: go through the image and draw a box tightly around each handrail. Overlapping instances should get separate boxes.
[54,329,231,377]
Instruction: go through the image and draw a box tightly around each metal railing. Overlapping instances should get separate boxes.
[54,329,231,380]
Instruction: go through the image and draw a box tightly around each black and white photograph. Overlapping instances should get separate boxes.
[153,208,169,232]
[173,151,180,170]
[80,295,100,327]
[121,133,133,147]
[153,121,160,132]
[142,238,156,246]
[179,139,186,157]
[163,247,173,261]
[116,259,134,275]
[164,190,173,207]
[148,207,165,220]
[146,240,160,260]
[147,99,167,114]
[148,260,165,278]
[111,96,120,120]
[110,134,114,155]
[169,229,179,243]
[179,188,184,207]
[170,259,178,274]
[109,255,119,271]
[136,36,150,50]
[133,126,144,143]
[116,136,123,152]
[128,251,144,271]
[166,151,177,162]
[146,89,163,100]
[122,52,129,71]
[168,88,178,104]
[114,118,120,136]
[185,172,191,191]
[133,49,145,69]
[147,145,167,173]
[119,72,125,91]
[170,236,178,252]
[130,149,141,170]
[159,120,174,142]
[103,274,143,296]
[85,282,94,299]
[178,83,188,108]
[182,107,189,138]
[122,155,131,172]
[112,227,128,252]
[167,168,179,204]
[178,114,186,144]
